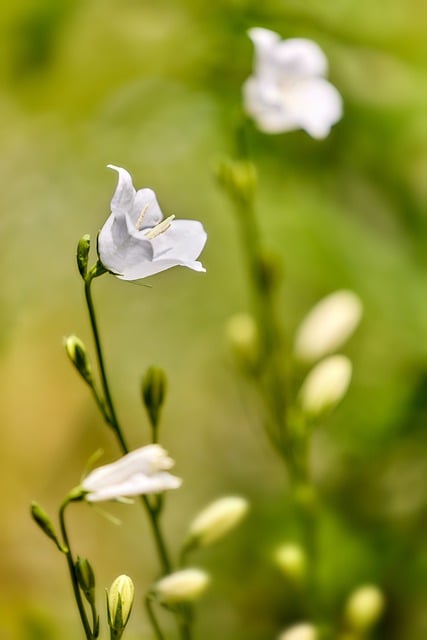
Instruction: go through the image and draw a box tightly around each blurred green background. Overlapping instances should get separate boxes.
[1,0,426,638]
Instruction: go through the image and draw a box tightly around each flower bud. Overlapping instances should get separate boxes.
[75,557,96,604]
[77,234,91,279]
[217,158,257,208]
[294,290,363,363]
[141,366,167,428]
[30,502,65,552]
[275,543,307,583]
[344,584,385,632]
[226,313,259,369]
[278,622,318,640]
[107,575,135,639]
[64,335,93,386]
[186,496,249,548]
[299,355,352,417]
[154,569,209,604]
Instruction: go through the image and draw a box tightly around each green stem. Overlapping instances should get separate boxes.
[141,495,172,574]
[59,498,93,640]
[145,597,166,640]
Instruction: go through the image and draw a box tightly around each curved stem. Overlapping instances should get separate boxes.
[59,498,93,640]
[141,495,172,574]
[145,597,166,640]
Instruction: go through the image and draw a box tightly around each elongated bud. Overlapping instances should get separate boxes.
[278,623,318,640]
[299,355,352,417]
[75,557,96,604]
[275,543,307,583]
[186,496,249,549]
[226,313,259,370]
[64,335,93,386]
[141,366,167,429]
[344,584,385,632]
[77,234,91,279]
[30,502,65,552]
[216,158,257,208]
[153,569,209,604]
[107,575,134,639]
[294,290,363,363]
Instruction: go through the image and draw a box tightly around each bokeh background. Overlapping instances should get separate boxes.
[1,1,426,638]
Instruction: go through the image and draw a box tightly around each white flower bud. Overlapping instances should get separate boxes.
[278,622,318,640]
[187,496,249,548]
[275,543,307,582]
[154,569,209,604]
[299,355,352,417]
[344,584,385,631]
[294,290,362,363]
[226,313,259,367]
[107,574,135,638]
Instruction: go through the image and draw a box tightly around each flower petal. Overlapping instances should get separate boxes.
[98,214,153,276]
[128,188,164,230]
[151,220,207,262]
[85,472,182,501]
[243,76,300,134]
[272,38,328,79]
[107,165,136,219]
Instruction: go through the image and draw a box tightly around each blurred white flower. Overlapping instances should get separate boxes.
[294,290,363,363]
[82,445,182,502]
[154,568,210,604]
[187,496,249,547]
[243,27,342,138]
[299,354,352,416]
[278,622,318,640]
[98,165,207,280]
[344,584,385,631]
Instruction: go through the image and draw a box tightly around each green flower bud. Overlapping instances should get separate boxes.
[77,234,91,279]
[154,569,209,605]
[216,158,257,208]
[64,335,93,386]
[75,557,96,604]
[107,575,135,639]
[30,502,65,552]
[141,366,167,429]
[226,313,259,371]
[275,543,307,583]
[344,584,385,632]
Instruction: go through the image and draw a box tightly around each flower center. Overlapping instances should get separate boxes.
[144,215,175,240]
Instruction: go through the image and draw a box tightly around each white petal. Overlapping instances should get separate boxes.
[98,215,153,276]
[128,188,164,230]
[151,220,207,262]
[273,38,328,79]
[85,472,182,502]
[282,77,343,139]
[243,76,300,134]
[107,165,136,218]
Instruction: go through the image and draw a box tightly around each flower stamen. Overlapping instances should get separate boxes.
[145,215,175,240]
[135,204,150,230]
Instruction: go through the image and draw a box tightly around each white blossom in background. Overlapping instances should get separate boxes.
[344,584,385,632]
[187,496,249,547]
[294,290,363,363]
[98,165,207,280]
[82,445,182,502]
[278,622,318,640]
[153,569,210,604]
[243,27,342,138]
[275,543,307,582]
[299,354,352,416]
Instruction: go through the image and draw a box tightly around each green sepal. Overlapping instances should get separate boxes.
[141,365,168,431]
[64,335,93,386]
[77,234,91,279]
[30,501,66,553]
[75,556,96,604]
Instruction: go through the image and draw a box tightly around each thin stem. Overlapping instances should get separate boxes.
[141,495,172,574]
[59,498,93,640]
[145,597,166,640]
[84,272,129,453]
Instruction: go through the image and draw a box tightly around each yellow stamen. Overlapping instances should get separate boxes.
[145,215,175,240]
[135,204,150,230]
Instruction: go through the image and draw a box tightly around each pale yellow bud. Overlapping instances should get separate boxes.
[107,574,135,638]
[275,543,307,582]
[294,290,362,363]
[278,622,318,640]
[187,496,249,547]
[299,355,352,417]
[154,569,209,604]
[344,584,385,631]
[226,313,259,367]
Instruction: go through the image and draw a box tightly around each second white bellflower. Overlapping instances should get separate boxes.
[243,28,342,139]
[98,165,207,280]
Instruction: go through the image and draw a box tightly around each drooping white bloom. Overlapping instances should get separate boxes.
[98,165,207,280]
[187,496,249,547]
[299,354,352,416]
[294,290,363,363]
[243,28,342,138]
[82,445,182,502]
[278,622,318,640]
[154,569,210,604]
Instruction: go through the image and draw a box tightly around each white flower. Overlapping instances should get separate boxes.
[154,569,210,604]
[187,496,249,547]
[294,290,363,363]
[278,622,318,640]
[299,355,352,416]
[82,445,182,502]
[243,27,342,139]
[344,584,385,631]
[98,165,207,280]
